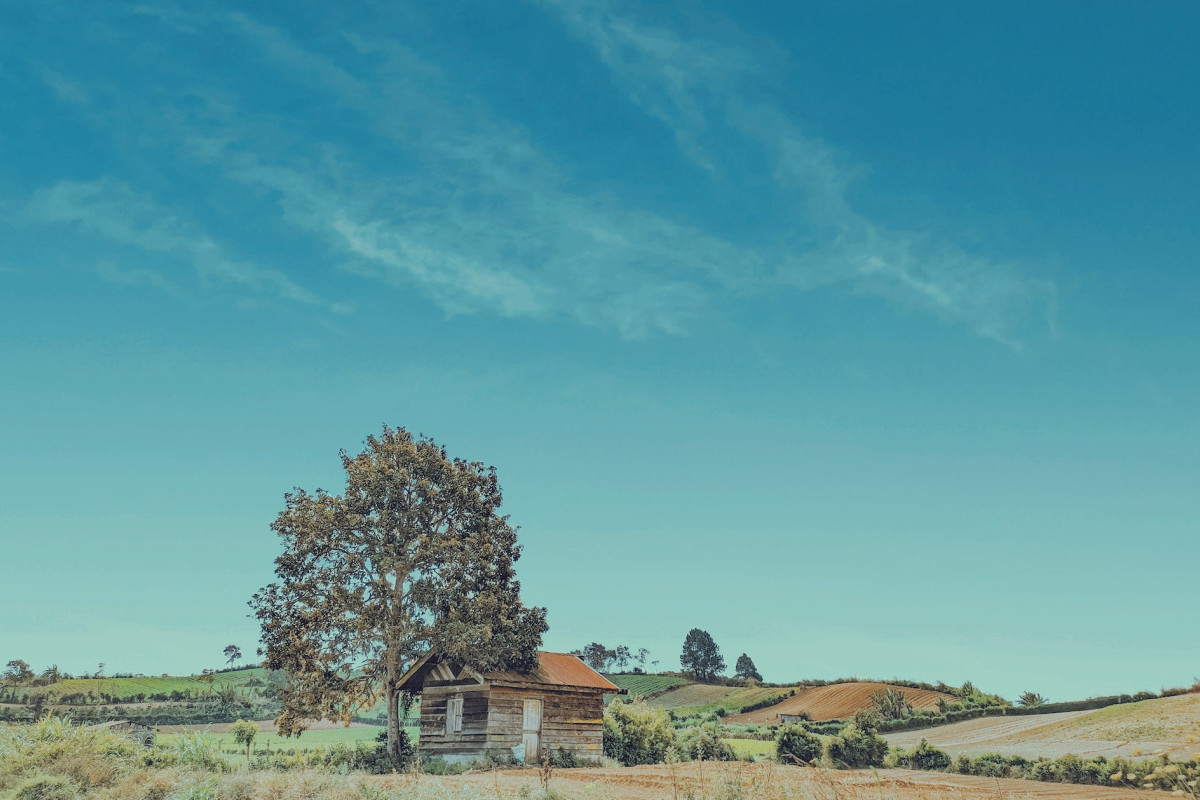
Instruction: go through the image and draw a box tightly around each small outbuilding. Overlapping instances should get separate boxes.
[396,650,623,765]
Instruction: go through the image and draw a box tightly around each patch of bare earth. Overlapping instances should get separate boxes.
[886,695,1200,761]
[373,763,1174,800]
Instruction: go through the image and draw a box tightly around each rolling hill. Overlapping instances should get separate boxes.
[885,693,1200,761]
[724,681,955,724]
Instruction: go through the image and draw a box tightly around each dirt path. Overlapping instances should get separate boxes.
[373,763,1175,800]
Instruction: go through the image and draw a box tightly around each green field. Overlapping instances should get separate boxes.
[643,684,789,717]
[725,738,774,759]
[603,674,689,700]
[20,668,269,701]
[157,725,390,753]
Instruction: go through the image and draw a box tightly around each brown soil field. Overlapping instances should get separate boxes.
[886,694,1200,761]
[373,762,1175,800]
[155,719,380,734]
[726,682,954,724]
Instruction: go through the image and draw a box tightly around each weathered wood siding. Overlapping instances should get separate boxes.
[417,677,490,759]
[485,685,605,759]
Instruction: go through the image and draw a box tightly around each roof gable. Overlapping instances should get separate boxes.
[396,650,621,693]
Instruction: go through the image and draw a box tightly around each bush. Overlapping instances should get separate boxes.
[825,724,887,768]
[420,756,468,775]
[677,723,736,761]
[774,724,821,766]
[891,738,950,770]
[603,700,676,766]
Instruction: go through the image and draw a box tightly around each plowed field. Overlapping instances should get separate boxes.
[372,762,1175,800]
[725,681,954,724]
[888,694,1200,761]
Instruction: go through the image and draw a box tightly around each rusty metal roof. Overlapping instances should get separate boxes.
[488,651,622,692]
[396,650,622,692]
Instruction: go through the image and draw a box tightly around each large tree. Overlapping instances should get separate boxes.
[679,628,725,682]
[733,653,762,682]
[250,426,548,757]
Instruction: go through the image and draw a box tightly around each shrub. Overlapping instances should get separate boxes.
[825,724,887,768]
[891,738,950,771]
[420,756,468,775]
[774,724,821,766]
[870,687,912,720]
[677,723,736,761]
[603,700,676,766]
[170,731,230,772]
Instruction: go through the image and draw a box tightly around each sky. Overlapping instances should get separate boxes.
[1,1,1198,702]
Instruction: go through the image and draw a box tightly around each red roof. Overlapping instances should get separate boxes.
[396,650,622,693]
[489,652,621,692]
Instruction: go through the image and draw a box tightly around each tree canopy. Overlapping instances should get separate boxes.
[250,426,548,757]
[733,653,762,682]
[679,628,725,682]
[223,645,242,669]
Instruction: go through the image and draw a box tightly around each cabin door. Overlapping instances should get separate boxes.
[522,698,543,763]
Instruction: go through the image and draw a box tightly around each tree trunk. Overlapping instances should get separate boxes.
[386,679,401,757]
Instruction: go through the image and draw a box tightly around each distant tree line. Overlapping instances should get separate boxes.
[570,643,651,673]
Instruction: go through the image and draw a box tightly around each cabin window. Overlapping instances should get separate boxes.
[445,697,463,734]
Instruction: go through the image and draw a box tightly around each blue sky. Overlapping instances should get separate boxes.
[2,1,1198,701]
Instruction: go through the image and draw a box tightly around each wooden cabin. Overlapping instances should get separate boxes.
[396,650,623,765]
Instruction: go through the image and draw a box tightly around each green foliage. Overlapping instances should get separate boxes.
[738,690,794,715]
[677,723,737,761]
[933,750,1200,792]
[774,724,822,766]
[228,719,259,760]
[603,700,677,765]
[4,661,35,687]
[222,645,242,669]
[0,715,140,789]
[419,755,468,775]
[251,425,548,757]
[889,738,950,770]
[603,674,688,699]
[824,723,887,769]
[7,775,78,800]
[1018,690,1048,707]
[870,687,912,720]
[573,643,645,672]
[170,731,231,772]
[733,654,762,683]
[680,629,725,682]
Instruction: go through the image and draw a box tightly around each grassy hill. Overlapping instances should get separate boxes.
[886,693,1200,762]
[603,673,688,700]
[15,668,269,702]
[726,681,955,724]
[642,683,792,717]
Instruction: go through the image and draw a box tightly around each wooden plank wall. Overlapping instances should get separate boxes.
[487,685,605,758]
[418,680,490,758]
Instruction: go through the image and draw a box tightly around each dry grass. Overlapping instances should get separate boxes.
[0,718,1181,800]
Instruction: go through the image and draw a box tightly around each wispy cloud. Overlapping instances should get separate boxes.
[154,14,764,337]
[30,2,1054,344]
[535,0,1057,346]
[94,261,180,295]
[26,178,347,313]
